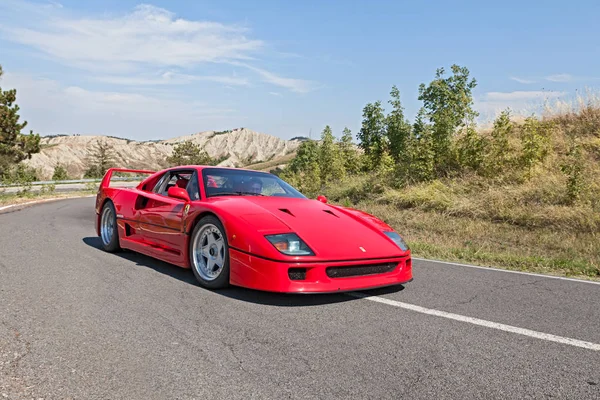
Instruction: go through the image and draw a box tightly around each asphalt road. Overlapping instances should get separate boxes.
[0,198,599,399]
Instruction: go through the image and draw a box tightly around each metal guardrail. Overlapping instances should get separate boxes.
[0,177,142,188]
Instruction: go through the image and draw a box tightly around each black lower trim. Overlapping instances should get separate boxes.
[289,278,414,294]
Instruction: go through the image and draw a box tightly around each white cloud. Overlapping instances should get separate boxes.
[510,76,536,84]
[269,92,282,97]
[0,1,314,93]
[484,91,564,101]
[476,90,565,120]
[231,62,317,93]
[545,73,572,82]
[2,73,235,139]
[251,67,316,93]
[95,72,250,86]
[1,4,262,71]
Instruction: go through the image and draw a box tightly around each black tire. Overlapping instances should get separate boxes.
[189,215,230,289]
[99,200,121,253]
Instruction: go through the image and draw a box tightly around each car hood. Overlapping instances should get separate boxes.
[213,196,404,260]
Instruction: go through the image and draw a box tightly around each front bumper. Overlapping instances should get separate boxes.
[229,248,412,293]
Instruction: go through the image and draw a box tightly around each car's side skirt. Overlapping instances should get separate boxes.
[120,237,190,269]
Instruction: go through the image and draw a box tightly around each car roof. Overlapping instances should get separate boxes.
[137,165,271,188]
[174,165,272,175]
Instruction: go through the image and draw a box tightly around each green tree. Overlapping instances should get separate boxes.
[166,140,214,166]
[0,64,41,180]
[339,127,360,174]
[418,64,478,175]
[561,140,586,204]
[52,164,69,181]
[282,140,322,197]
[318,125,345,184]
[520,116,551,178]
[386,85,412,163]
[2,163,38,186]
[485,109,513,175]
[286,140,320,175]
[457,126,487,172]
[406,108,436,182]
[84,139,116,178]
[357,101,387,170]
[375,148,395,182]
[282,161,321,198]
[281,141,319,196]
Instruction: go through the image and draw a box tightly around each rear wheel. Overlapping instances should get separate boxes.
[100,201,121,252]
[189,216,230,289]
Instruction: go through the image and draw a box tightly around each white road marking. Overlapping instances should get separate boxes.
[0,195,95,212]
[413,257,600,286]
[350,292,600,351]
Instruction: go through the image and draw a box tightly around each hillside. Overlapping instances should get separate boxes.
[25,128,301,179]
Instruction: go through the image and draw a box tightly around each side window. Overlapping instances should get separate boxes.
[187,171,200,200]
[152,173,170,194]
[153,170,195,197]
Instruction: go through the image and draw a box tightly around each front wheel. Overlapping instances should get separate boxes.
[189,216,230,289]
[99,201,121,252]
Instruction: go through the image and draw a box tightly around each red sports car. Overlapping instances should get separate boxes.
[95,166,412,293]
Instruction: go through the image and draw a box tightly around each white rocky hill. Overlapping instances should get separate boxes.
[25,128,301,179]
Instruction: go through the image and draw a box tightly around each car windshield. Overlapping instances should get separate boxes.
[202,168,306,199]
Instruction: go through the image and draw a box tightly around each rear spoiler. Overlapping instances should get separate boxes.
[99,168,156,189]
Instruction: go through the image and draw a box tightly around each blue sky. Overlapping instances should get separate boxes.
[0,0,598,141]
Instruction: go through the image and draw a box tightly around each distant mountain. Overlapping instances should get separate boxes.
[25,128,302,180]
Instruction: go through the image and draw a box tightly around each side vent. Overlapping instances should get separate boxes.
[134,195,149,210]
[323,210,339,218]
[279,208,295,217]
[124,223,135,237]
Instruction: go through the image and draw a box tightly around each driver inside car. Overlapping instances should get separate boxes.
[246,178,263,194]
[231,177,262,194]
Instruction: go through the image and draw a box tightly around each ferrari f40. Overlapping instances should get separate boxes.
[95,166,412,293]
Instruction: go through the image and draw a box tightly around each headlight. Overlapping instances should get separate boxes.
[265,233,314,256]
[384,231,409,251]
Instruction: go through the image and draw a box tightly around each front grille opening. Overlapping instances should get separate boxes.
[288,267,307,280]
[326,263,397,278]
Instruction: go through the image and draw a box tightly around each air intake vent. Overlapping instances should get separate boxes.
[288,268,307,280]
[323,210,339,218]
[124,223,135,236]
[279,208,294,217]
[326,263,397,278]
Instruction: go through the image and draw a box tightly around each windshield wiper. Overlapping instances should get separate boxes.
[210,191,265,197]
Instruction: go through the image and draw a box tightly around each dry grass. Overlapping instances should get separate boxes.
[321,102,600,280]
[362,204,599,279]
[322,176,599,279]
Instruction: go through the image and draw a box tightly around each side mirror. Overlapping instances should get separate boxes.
[317,195,328,203]
[168,186,191,202]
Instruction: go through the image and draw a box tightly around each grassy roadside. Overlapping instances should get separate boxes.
[321,174,600,281]
[0,190,96,207]
[364,204,599,280]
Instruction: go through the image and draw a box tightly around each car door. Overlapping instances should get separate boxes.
[136,169,197,258]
